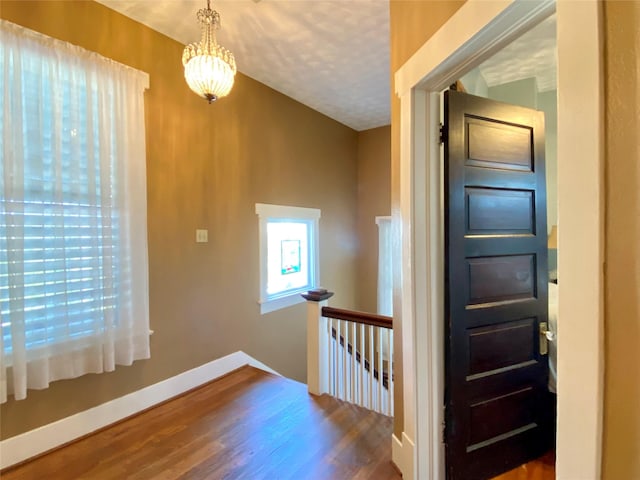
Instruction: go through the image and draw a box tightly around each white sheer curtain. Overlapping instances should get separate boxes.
[376,216,392,361]
[376,216,393,317]
[0,20,150,402]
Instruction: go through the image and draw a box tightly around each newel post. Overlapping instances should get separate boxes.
[302,289,334,396]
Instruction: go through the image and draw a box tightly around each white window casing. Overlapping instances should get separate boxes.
[255,203,320,315]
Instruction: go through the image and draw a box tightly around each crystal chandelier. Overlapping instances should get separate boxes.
[182,0,237,103]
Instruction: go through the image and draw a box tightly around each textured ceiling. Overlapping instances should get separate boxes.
[479,15,557,92]
[96,0,390,132]
[95,1,555,132]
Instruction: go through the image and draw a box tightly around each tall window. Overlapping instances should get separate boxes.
[376,216,393,361]
[0,21,150,402]
[376,216,393,316]
[256,204,320,314]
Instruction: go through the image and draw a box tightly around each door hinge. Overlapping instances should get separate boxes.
[439,122,446,145]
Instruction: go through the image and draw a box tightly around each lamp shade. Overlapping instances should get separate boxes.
[184,54,235,101]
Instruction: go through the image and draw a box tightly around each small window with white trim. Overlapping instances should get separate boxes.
[256,203,320,314]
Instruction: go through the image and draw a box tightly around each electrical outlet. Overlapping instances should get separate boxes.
[196,229,208,243]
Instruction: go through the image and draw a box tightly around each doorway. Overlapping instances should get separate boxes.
[442,86,553,479]
[442,18,559,476]
[393,1,604,479]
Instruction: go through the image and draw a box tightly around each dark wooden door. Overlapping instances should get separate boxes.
[444,90,552,480]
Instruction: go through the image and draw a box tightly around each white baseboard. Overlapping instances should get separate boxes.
[0,350,280,470]
[392,432,416,480]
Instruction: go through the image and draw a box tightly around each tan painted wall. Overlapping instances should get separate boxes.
[356,126,391,313]
[389,0,466,438]
[0,0,359,439]
[603,1,640,478]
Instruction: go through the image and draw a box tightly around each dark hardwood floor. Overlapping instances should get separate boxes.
[2,366,400,480]
[491,450,556,480]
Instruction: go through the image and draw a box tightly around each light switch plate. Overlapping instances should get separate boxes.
[196,229,208,243]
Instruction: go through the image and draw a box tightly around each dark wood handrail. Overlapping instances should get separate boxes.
[321,306,393,329]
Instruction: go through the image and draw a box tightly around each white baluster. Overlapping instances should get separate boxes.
[341,320,347,401]
[377,326,383,414]
[349,322,358,403]
[359,323,365,407]
[368,324,374,409]
[333,319,342,398]
[328,317,334,397]
[347,320,352,403]
[335,319,340,399]
[388,328,394,416]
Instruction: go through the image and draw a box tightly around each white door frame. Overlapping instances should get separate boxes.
[393,1,604,479]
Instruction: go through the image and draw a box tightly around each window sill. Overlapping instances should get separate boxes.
[259,292,306,315]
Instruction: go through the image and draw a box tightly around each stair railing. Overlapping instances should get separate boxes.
[303,290,393,416]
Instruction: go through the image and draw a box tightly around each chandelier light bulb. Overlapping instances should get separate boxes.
[182,0,236,103]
